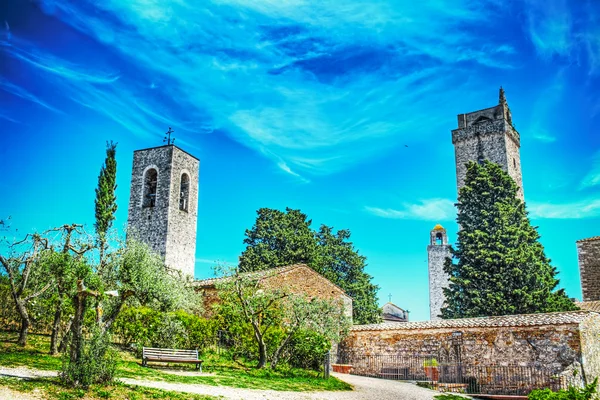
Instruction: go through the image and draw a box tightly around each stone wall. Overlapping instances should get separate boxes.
[579,312,600,383]
[164,146,200,278]
[578,237,600,302]
[452,101,523,200]
[127,145,199,278]
[338,312,600,387]
[198,265,353,320]
[127,146,173,260]
[428,244,451,321]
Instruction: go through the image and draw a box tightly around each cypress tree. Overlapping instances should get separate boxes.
[441,161,576,319]
[94,141,118,270]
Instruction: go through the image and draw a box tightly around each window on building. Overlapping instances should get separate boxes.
[513,158,517,168]
[143,168,158,208]
[435,232,443,245]
[179,173,190,212]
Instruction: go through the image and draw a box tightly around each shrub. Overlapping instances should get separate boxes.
[60,328,118,389]
[111,306,217,352]
[152,314,188,349]
[286,329,330,370]
[528,378,598,400]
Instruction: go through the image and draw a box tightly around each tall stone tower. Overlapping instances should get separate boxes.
[577,236,600,301]
[428,224,451,321]
[127,144,199,278]
[452,88,524,199]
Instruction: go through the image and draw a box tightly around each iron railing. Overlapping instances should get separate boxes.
[334,352,565,396]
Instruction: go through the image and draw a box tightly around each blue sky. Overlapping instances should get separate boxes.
[1,0,599,321]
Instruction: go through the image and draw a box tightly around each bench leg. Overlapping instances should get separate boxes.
[197,363,202,373]
[142,359,147,367]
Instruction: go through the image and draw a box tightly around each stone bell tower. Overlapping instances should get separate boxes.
[428,224,451,321]
[126,144,199,278]
[452,88,523,199]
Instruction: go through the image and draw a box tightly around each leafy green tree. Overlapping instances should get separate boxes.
[441,161,577,319]
[0,233,53,346]
[314,226,381,325]
[239,208,317,271]
[94,141,117,272]
[215,265,349,369]
[239,207,381,324]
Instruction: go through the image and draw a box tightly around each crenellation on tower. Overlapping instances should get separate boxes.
[428,224,451,321]
[127,144,199,278]
[452,88,523,199]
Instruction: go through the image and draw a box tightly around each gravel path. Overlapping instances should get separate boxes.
[0,366,441,400]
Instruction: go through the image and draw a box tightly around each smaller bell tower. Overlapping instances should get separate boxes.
[126,143,199,278]
[428,224,451,321]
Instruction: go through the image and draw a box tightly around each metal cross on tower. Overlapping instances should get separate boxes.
[164,127,175,145]
[388,293,392,302]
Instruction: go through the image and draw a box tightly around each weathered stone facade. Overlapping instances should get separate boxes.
[577,236,600,301]
[428,224,451,321]
[196,264,353,320]
[339,311,600,385]
[127,145,199,277]
[452,88,524,200]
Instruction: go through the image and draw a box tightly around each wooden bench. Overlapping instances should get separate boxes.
[142,347,203,372]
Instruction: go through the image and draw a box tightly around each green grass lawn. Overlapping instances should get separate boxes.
[0,330,352,396]
[0,376,217,400]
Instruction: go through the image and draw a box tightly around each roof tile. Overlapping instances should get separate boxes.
[351,311,597,331]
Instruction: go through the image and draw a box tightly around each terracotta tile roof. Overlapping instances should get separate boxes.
[351,311,597,331]
[194,264,350,297]
[577,301,600,313]
[576,236,600,243]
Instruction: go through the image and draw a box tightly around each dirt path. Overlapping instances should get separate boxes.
[0,366,442,400]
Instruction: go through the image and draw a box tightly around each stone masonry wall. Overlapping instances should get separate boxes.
[127,146,173,259]
[340,324,583,375]
[199,265,353,320]
[262,266,353,319]
[164,146,199,278]
[127,145,199,278]
[452,104,523,200]
[579,312,600,383]
[578,238,600,302]
[428,245,451,321]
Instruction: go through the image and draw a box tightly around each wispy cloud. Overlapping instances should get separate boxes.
[529,198,600,219]
[523,0,600,74]
[0,0,521,175]
[365,199,456,221]
[0,77,62,113]
[581,152,600,189]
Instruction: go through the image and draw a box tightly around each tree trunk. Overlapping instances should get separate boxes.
[18,316,29,347]
[257,338,267,369]
[270,330,296,369]
[50,296,64,355]
[70,292,87,364]
[252,324,268,369]
[14,298,30,347]
[58,316,73,353]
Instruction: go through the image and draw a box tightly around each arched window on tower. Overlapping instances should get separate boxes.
[179,173,190,212]
[435,232,443,245]
[143,168,158,208]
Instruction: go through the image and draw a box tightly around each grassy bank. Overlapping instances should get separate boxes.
[0,331,352,395]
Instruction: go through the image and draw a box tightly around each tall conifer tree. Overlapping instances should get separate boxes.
[94,141,118,270]
[441,161,576,319]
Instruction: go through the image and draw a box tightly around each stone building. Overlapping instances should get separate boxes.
[577,236,600,302]
[126,144,199,277]
[382,302,409,323]
[339,311,600,387]
[452,88,524,200]
[428,224,451,321]
[195,264,353,320]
